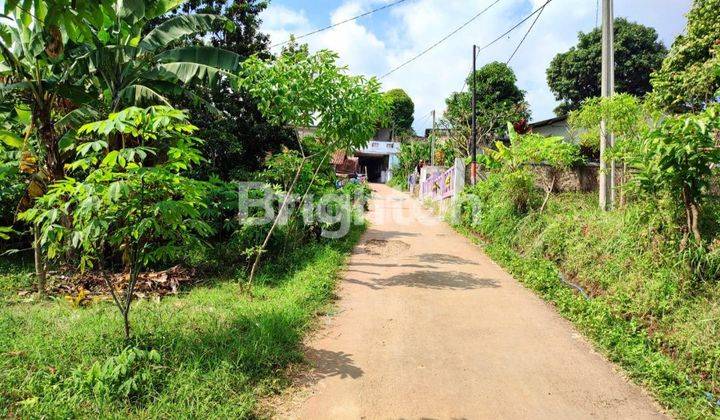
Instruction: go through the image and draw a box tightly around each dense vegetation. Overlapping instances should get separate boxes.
[383,88,415,138]
[453,2,720,413]
[547,18,667,116]
[456,187,720,418]
[0,0,383,415]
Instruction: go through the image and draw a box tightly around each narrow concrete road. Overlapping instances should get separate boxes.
[285,184,666,419]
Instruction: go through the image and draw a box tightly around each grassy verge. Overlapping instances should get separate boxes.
[0,224,365,418]
[455,190,720,419]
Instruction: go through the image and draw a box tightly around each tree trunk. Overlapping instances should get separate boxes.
[33,225,46,294]
[681,186,702,243]
[35,103,64,181]
[690,202,702,243]
[539,174,556,214]
[246,158,306,290]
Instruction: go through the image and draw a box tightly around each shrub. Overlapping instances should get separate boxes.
[65,347,163,405]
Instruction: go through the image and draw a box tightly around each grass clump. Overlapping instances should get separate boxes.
[0,225,364,418]
[456,176,720,419]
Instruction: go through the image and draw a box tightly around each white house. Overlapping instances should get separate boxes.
[355,128,400,183]
[298,126,401,184]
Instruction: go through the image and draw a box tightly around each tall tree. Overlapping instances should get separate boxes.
[442,61,528,155]
[384,88,415,137]
[161,0,298,180]
[651,0,720,113]
[547,18,667,116]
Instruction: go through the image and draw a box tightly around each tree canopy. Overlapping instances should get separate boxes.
[547,18,667,116]
[383,88,415,137]
[157,0,298,180]
[442,61,528,152]
[650,0,720,112]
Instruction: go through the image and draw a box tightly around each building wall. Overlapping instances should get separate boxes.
[532,121,572,141]
[359,141,401,155]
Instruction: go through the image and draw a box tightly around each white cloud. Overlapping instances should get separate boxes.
[262,0,692,133]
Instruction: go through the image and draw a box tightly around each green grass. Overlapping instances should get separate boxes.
[455,186,720,419]
[0,225,365,418]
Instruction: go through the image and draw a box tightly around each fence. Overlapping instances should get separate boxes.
[421,166,455,200]
[419,158,465,202]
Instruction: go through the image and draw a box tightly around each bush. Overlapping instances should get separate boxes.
[66,347,164,405]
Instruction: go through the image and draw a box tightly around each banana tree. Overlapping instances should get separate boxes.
[1,0,241,177]
[57,1,241,150]
[0,0,241,289]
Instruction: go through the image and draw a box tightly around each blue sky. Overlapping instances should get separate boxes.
[260,0,692,133]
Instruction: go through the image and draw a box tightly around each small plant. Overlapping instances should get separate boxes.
[20,106,213,339]
[66,347,163,405]
[630,105,720,243]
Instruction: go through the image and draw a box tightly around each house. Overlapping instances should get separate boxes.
[354,128,400,183]
[528,116,572,141]
[296,127,400,184]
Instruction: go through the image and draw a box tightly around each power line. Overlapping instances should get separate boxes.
[506,2,548,64]
[595,0,600,27]
[458,0,552,94]
[379,0,504,79]
[270,0,410,49]
[475,0,553,57]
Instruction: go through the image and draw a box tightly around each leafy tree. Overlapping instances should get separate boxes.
[482,124,580,213]
[20,106,213,339]
[651,0,720,112]
[547,18,667,115]
[159,0,298,180]
[569,93,659,205]
[443,62,528,153]
[240,49,386,285]
[628,105,720,243]
[383,88,415,137]
[1,0,240,286]
[389,140,430,190]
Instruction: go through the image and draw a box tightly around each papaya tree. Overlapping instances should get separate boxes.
[239,48,387,286]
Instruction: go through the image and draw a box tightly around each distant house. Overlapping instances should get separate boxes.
[529,116,572,141]
[296,127,400,184]
[355,129,400,183]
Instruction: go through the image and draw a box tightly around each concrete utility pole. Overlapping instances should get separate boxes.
[431,110,436,166]
[471,44,478,185]
[599,0,614,210]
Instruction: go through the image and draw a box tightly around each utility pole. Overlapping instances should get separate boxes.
[471,44,478,185]
[599,0,614,210]
[431,110,436,166]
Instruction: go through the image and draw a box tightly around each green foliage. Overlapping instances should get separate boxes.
[547,18,667,115]
[568,93,654,153]
[629,105,720,242]
[261,147,334,197]
[383,88,415,136]
[0,223,365,417]
[487,123,580,172]
[651,0,720,112]
[455,191,720,419]
[66,347,163,405]
[443,62,528,148]
[0,143,23,227]
[389,140,430,190]
[241,49,387,153]
[478,124,580,213]
[20,106,213,271]
[158,0,296,180]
